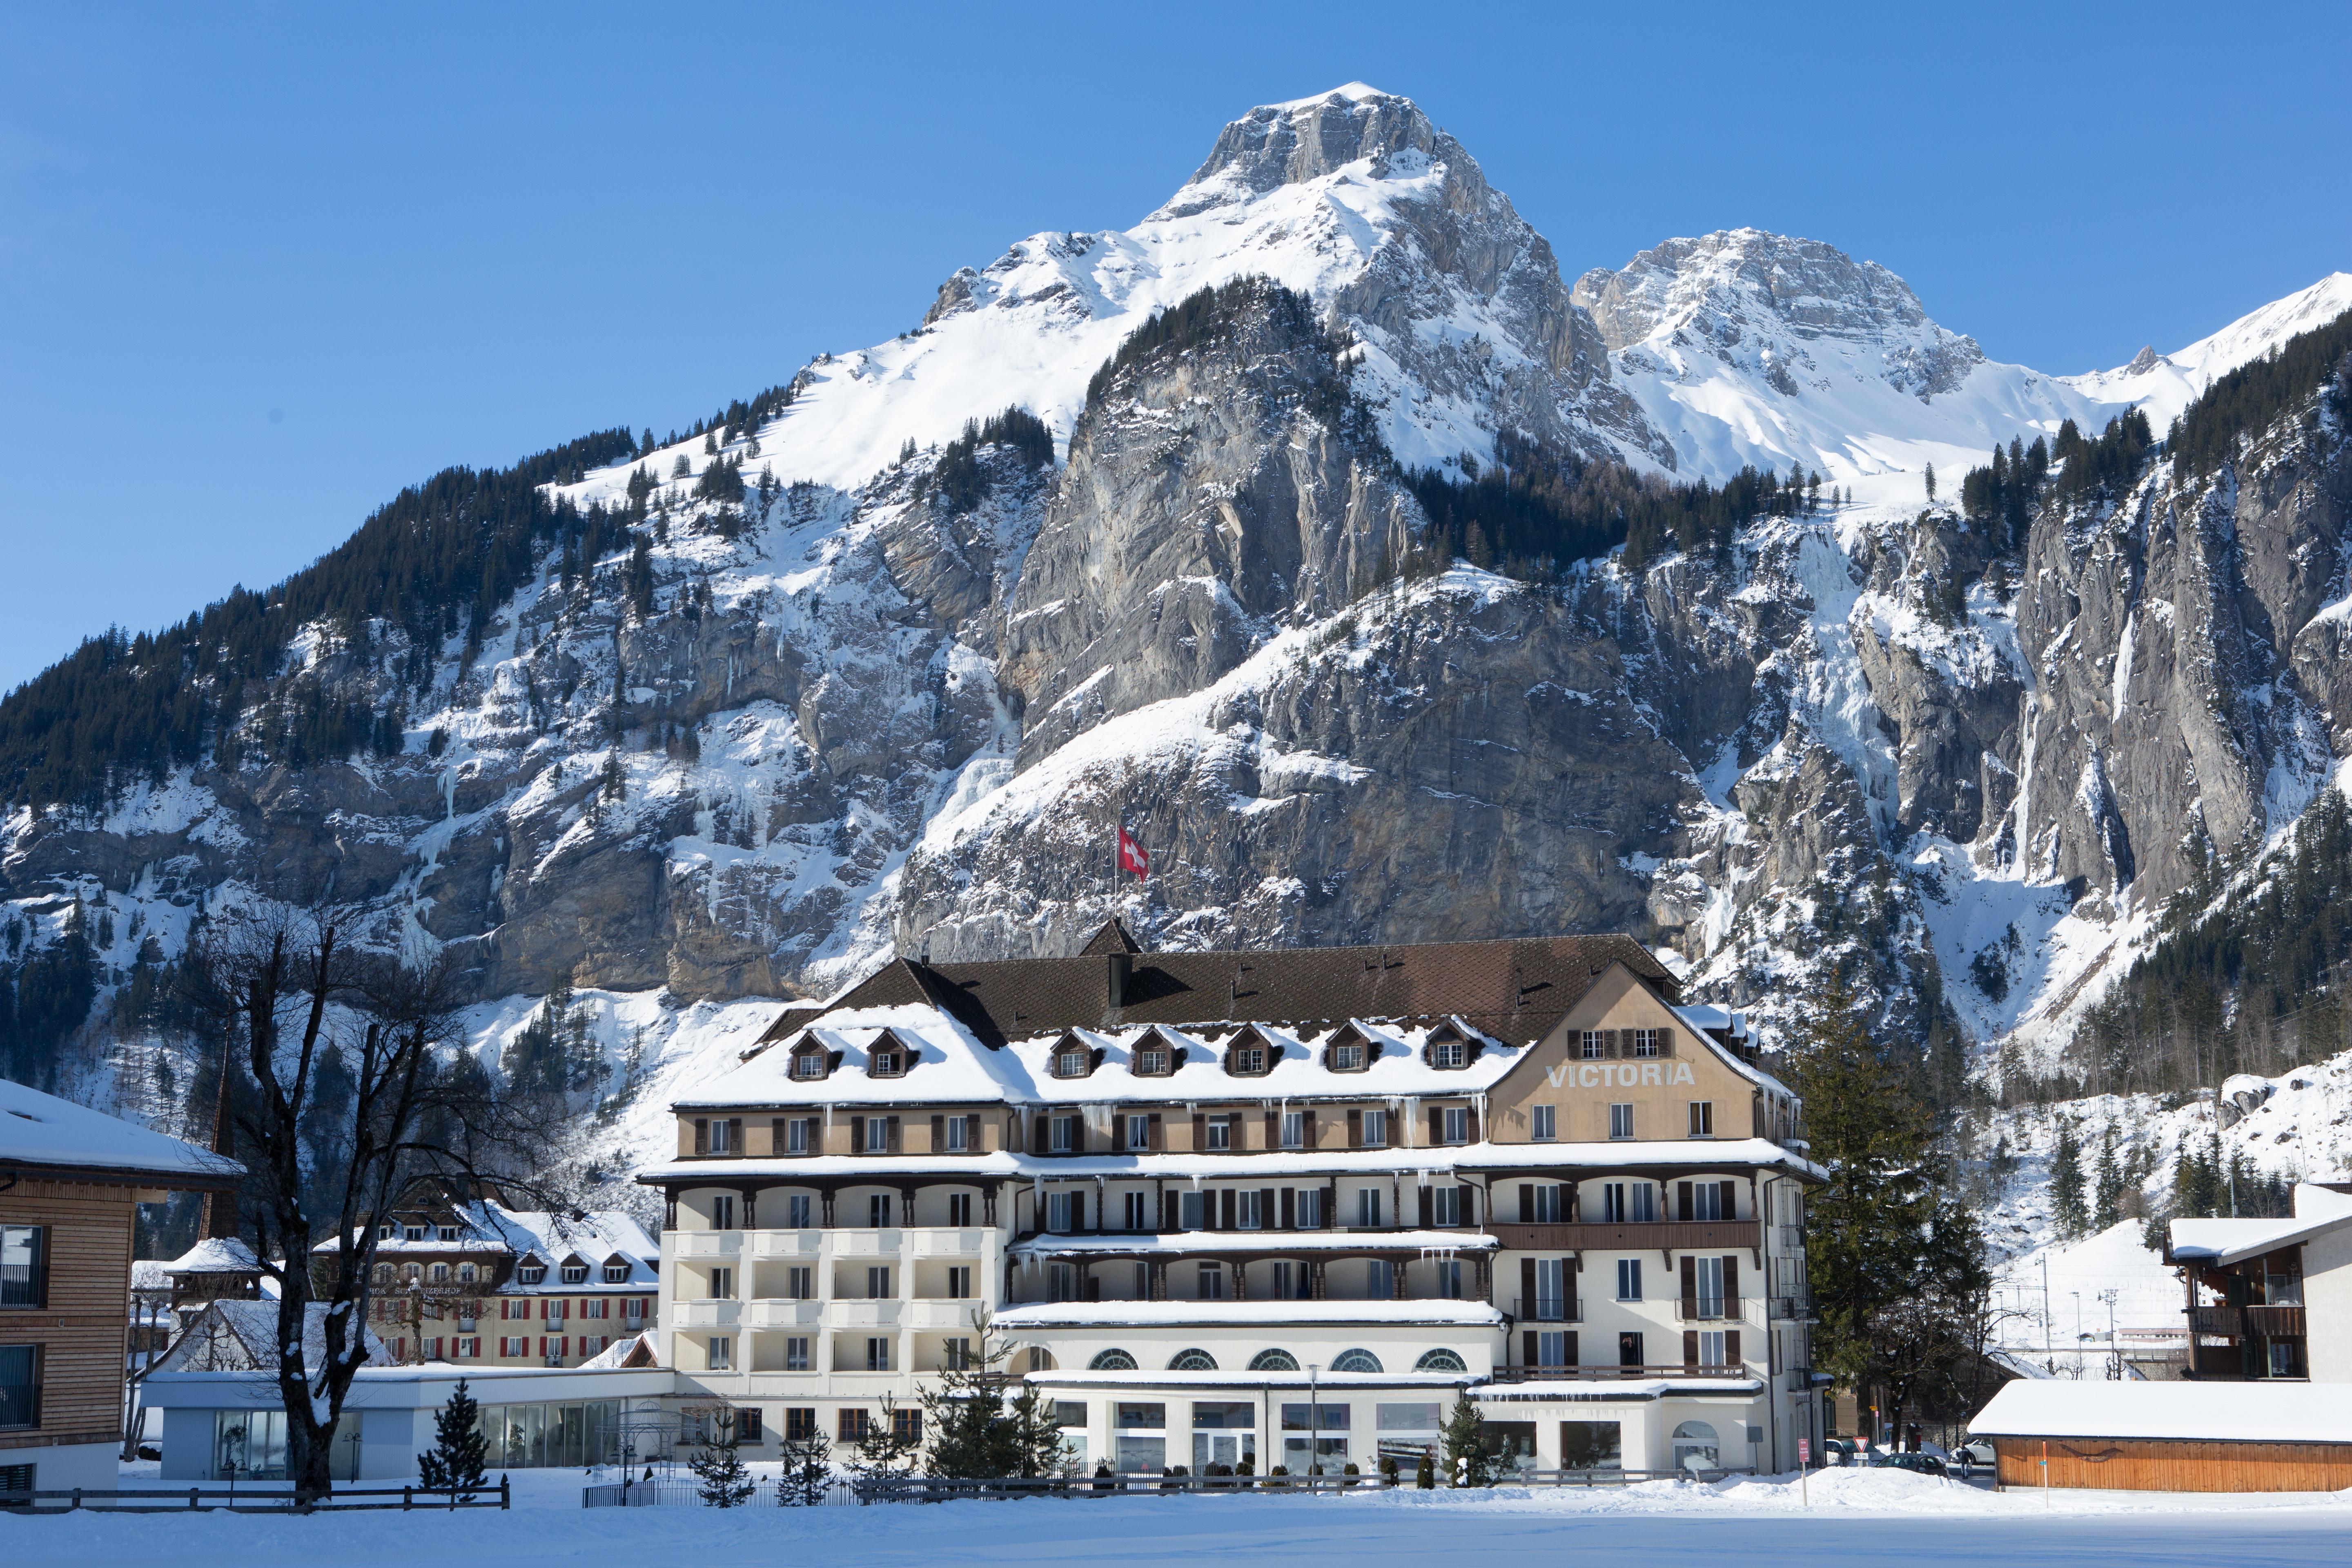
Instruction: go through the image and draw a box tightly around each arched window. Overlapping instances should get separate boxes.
[459,1263,477,1283]
[429,1263,449,1283]
[1330,1348,1382,1374]
[1167,1348,1218,1371]
[403,1263,422,1282]
[1670,1420,1721,1470]
[1247,1348,1299,1372]
[1414,1348,1468,1373]
[1089,1348,1138,1371]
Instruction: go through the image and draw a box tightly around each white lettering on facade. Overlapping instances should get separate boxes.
[1673,1062,1695,1085]
[1640,1062,1662,1086]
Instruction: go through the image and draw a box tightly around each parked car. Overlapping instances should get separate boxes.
[1819,1438,1860,1468]
[1869,1450,1947,1476]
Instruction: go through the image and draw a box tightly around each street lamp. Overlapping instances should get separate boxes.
[1307,1364,1321,1485]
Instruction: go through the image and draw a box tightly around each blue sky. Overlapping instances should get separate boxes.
[3,1,2347,692]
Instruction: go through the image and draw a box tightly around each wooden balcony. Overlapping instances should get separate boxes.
[1489,1220,1761,1254]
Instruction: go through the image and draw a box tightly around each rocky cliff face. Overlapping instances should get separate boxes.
[6,86,2351,1111]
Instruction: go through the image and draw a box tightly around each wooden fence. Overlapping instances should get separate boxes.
[0,1479,510,1514]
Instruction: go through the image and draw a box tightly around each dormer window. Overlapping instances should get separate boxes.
[561,1263,588,1285]
[1233,1046,1267,1075]
[1324,1025,1377,1072]
[437,1225,459,1242]
[791,1051,826,1080]
[517,1264,546,1285]
[1431,1039,1466,1069]
[1132,1047,1170,1076]
[1056,1050,1087,1078]
[1332,1043,1364,1071]
[403,1224,425,1241]
[378,1223,397,1241]
[603,1261,630,1284]
[871,1049,904,1076]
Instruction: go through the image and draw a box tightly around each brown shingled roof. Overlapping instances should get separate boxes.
[768,933,1675,1051]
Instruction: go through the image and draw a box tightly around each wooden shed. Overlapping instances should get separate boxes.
[1971,1379,2352,1492]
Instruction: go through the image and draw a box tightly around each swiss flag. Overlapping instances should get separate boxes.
[1117,825,1150,880]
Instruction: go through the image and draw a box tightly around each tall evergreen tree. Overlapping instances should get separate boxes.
[918,1310,1074,1478]
[416,1376,489,1503]
[1440,1394,1490,1487]
[2051,1119,2089,1236]
[2092,1123,2123,1229]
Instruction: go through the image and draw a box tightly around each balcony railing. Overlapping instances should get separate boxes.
[1511,1296,1583,1323]
[1490,1363,1745,1383]
[1489,1221,1761,1253]
[673,1300,740,1329]
[1768,1291,1811,1319]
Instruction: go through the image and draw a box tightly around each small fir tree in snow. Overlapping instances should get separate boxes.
[2051,1118,2089,1236]
[1440,1394,1489,1487]
[689,1420,755,1508]
[416,1376,489,1502]
[2093,1123,2124,1229]
[1924,462,1937,502]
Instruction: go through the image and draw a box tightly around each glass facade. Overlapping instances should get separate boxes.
[477,1398,624,1469]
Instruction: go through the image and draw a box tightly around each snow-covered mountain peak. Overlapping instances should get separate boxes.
[1171,83,1455,210]
[2061,270,2352,430]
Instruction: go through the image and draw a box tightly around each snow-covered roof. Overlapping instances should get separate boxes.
[1011,1230,1497,1257]
[0,1076,243,1183]
[481,1207,659,1292]
[166,1236,261,1275]
[149,1298,387,1375]
[639,1137,1820,1185]
[1969,1378,2352,1445]
[1031,1369,1474,1389]
[994,1300,1503,1330]
[2169,1186,2352,1265]
[578,1329,660,1370]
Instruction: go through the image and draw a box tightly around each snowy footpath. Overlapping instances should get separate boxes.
[5,1470,2347,1568]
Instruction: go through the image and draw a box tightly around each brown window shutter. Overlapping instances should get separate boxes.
[1677,1182,1693,1222]
[1280,1189,1295,1229]
[1722,1256,1739,1305]
[1521,1257,1537,1311]
[887,1116,900,1152]
[1564,1331,1577,1365]
[1301,1109,1315,1147]
[771,1117,786,1154]
[1466,1107,1481,1142]
[1258,1187,1275,1227]
[693,1118,708,1155]
[1682,1330,1699,1370]
[1418,1185,1434,1227]
[1719,1180,1738,1220]
[1457,1185,1474,1226]
[1659,1029,1677,1057]
[1427,1107,1443,1147]
[1348,1109,1363,1147]
[1220,1189,1236,1230]
[1148,1112,1162,1150]
[1164,1192,1181,1230]
[1033,1116,1049,1155]
[727,1118,743,1153]
[850,1115,866,1154]
[1112,1114,1127,1149]
[1071,1192,1085,1231]
[966,1114,982,1152]
[1724,1329,1742,1367]
[1680,1256,1697,1319]
[931,1114,945,1151]
[1519,1184,1535,1223]
[1523,1330,1538,1368]
[1192,1113,1206,1149]
[1263,1111,1278,1148]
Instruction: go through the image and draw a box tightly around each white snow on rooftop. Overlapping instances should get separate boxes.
[995,1298,1502,1329]
[0,1075,242,1181]
[1970,1377,2352,1445]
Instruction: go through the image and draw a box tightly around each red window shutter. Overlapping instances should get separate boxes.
[1724,1329,1742,1366]
[1519,1184,1535,1223]
[1678,1182,1693,1222]
[1523,1330,1538,1368]
[1348,1109,1362,1147]
[1682,1330,1698,1370]
[1722,1256,1739,1304]
[1719,1181,1738,1220]
[1427,1107,1443,1147]
[1521,1257,1537,1312]
[694,1119,708,1155]
[1679,1256,1698,1319]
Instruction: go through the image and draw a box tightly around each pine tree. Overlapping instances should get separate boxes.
[415,1377,489,1503]
[1440,1394,1490,1487]
[846,1398,923,1491]
[776,1425,833,1505]
[919,1309,1073,1477]
[1923,462,1937,503]
[688,1422,755,1507]
[2093,1123,2123,1229]
[2051,1119,2089,1236]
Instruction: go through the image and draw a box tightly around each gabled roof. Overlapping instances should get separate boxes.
[1970,1378,2352,1444]
[165,1237,262,1275]
[2170,1183,2352,1266]
[149,1299,387,1374]
[0,1076,243,1185]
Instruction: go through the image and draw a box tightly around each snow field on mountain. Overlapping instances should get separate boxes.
[7,1469,2349,1568]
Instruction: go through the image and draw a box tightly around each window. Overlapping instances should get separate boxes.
[518,1264,546,1285]
[709,1267,734,1300]
[437,1225,459,1242]
[624,1298,647,1321]
[377,1222,397,1240]
[870,1048,903,1076]
[583,1298,608,1319]
[1688,1101,1715,1138]
[947,1267,971,1299]
[1232,1045,1267,1076]
[1133,1048,1170,1076]
[1247,1348,1298,1372]
[1332,1042,1364,1071]
[1047,1192,1074,1233]
[947,1193,973,1227]
[0,1345,36,1429]
[1197,1263,1226,1300]
[786,1267,813,1300]
[404,1225,426,1242]
[1619,1332,1644,1368]
[707,1336,733,1372]
[1430,1186,1463,1226]
[1416,1348,1468,1373]
[459,1263,477,1284]
[785,1119,812,1154]
[735,1408,763,1441]
[1617,1259,1643,1301]
[1235,1191,1265,1230]
[1431,1039,1466,1069]
[1116,1402,1166,1429]
[710,1195,736,1231]
[944,1338,973,1370]
[1366,1259,1393,1298]
[1581,1031,1605,1059]
[1330,1348,1382,1373]
[602,1261,630,1284]
[1205,1118,1232,1152]
[1049,1263,1079,1302]
[1055,1050,1087,1078]
[1433,1259,1463,1298]
[1534,1258,1570,1319]
[1698,1330,1727,1368]
[1687,1183,1725,1221]
[868,1195,893,1228]
[1281,1110,1305,1149]
[405,1263,423,1282]
[1270,1261,1299,1299]
[785,1407,817,1440]
[785,1338,811,1372]
[1531,1104,1556,1141]
[1123,1192,1150,1230]
[1051,1116,1079,1154]
[1357,1188,1383,1228]
[430,1263,450,1283]
[791,1051,826,1079]
[1125,1117,1150,1152]
[1526,1183,1565,1223]
[1090,1348,1139,1371]
[1441,1107,1470,1144]
[1694,1256,1724,1319]
[865,1266,891,1299]
[838,1409,872,1441]
[1167,1348,1218,1371]
[1609,1103,1635,1140]
[1535,1331,1570,1368]
[944,1117,969,1153]
[458,1336,479,1358]
[788,1194,813,1229]
[855,1117,893,1154]
[892,1408,921,1443]
[1296,1187,1324,1228]
[1179,1192,1205,1230]
[561,1264,587,1285]
[866,1337,891,1372]
[1634,1029,1662,1058]
[708,1120,734,1155]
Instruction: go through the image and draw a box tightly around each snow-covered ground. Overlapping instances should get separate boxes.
[11,1470,2349,1568]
